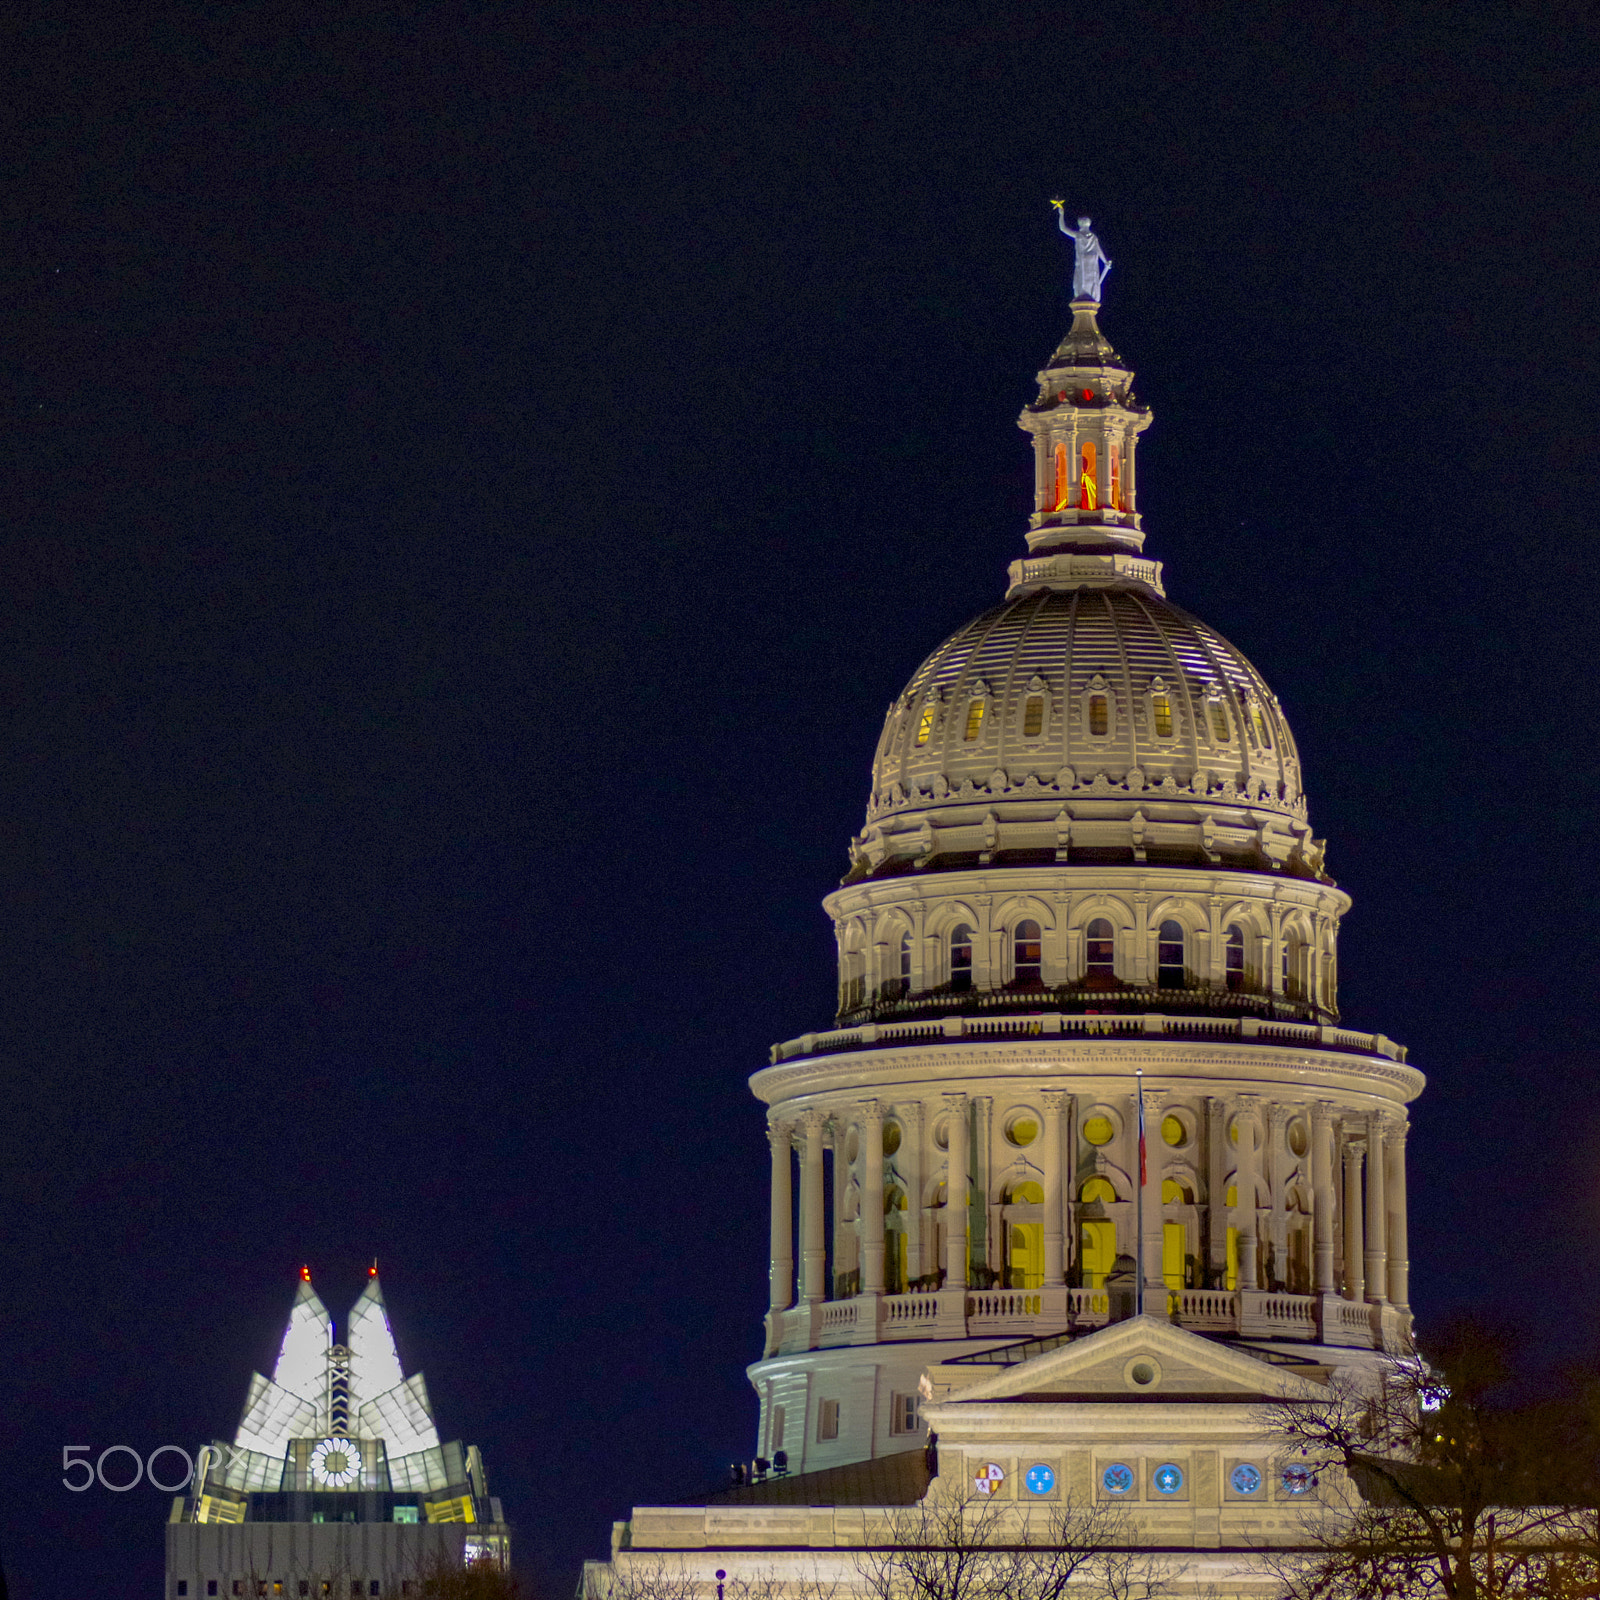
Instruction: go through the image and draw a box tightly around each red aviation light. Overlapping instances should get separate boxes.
[300,1265,311,1282]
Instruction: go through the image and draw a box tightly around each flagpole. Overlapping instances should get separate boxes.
[1136,1065,1145,1317]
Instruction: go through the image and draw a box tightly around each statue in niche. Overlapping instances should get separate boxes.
[1051,204,1112,301]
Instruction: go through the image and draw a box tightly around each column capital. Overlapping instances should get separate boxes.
[767,1118,795,1149]
[1342,1137,1366,1168]
[858,1098,885,1127]
[1042,1089,1069,1115]
[800,1106,829,1136]
[1266,1101,1290,1130]
[901,1099,925,1130]
[941,1091,969,1115]
[1311,1099,1337,1129]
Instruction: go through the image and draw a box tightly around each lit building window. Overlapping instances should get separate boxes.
[949,924,973,991]
[1251,701,1272,749]
[1023,696,1044,737]
[1013,920,1043,986]
[1225,926,1246,991]
[1088,694,1108,736]
[964,698,985,741]
[916,704,935,745]
[1054,441,1071,510]
[1157,921,1185,988]
[1085,918,1115,982]
[1209,701,1231,743]
[1110,444,1122,510]
[1152,691,1173,739]
[1080,441,1098,509]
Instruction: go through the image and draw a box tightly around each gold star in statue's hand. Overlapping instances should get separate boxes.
[1050,198,1064,209]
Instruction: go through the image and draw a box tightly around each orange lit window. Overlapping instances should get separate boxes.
[964,698,985,741]
[1053,442,1070,510]
[1080,441,1098,510]
[1152,692,1173,739]
[1110,444,1122,510]
[1088,694,1108,736]
[1023,696,1044,737]
[916,704,935,745]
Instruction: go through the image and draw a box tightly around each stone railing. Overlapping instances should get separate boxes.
[771,1011,1407,1065]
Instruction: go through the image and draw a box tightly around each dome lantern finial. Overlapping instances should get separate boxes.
[1011,213,1159,600]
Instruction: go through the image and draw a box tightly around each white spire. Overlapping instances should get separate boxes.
[346,1270,406,1414]
[271,1270,332,1406]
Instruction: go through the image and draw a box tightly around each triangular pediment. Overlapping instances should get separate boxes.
[931,1316,1328,1407]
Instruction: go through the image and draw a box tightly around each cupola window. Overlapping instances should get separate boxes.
[1152,690,1173,739]
[1208,701,1231,743]
[949,924,973,992]
[1053,442,1070,511]
[1013,920,1043,987]
[1085,918,1115,984]
[1110,443,1123,511]
[1088,694,1109,737]
[964,698,985,741]
[1225,926,1246,992]
[1023,696,1045,738]
[916,704,935,746]
[892,932,911,998]
[1080,441,1098,510]
[1157,921,1186,989]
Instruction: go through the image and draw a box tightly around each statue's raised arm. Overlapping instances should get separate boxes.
[1050,202,1112,302]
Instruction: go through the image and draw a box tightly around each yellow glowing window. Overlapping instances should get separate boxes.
[1008,1119,1039,1148]
[1080,1175,1118,1203]
[1006,1180,1044,1204]
[916,704,935,745]
[1054,442,1070,511]
[1080,1218,1116,1287]
[1163,1221,1186,1290]
[1161,1114,1186,1148]
[964,699,985,741]
[1023,696,1044,737]
[1226,1184,1238,1206]
[1088,694,1108,736]
[1080,441,1098,510]
[1226,1226,1238,1291]
[883,1121,902,1156]
[1251,702,1272,749]
[1082,1116,1115,1148]
[1161,1178,1191,1204]
[1208,702,1231,743]
[1110,444,1123,510]
[1152,692,1173,739]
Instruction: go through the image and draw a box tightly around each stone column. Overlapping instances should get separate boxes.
[831,1117,848,1294]
[1311,1102,1336,1294]
[903,1101,925,1285]
[1266,1103,1289,1291]
[1234,1098,1259,1292]
[1386,1120,1410,1310]
[1141,1088,1167,1304]
[944,1093,969,1288]
[801,1109,828,1302]
[1364,1113,1387,1303]
[861,1101,886,1294]
[768,1120,794,1315]
[1042,1091,1067,1284]
[1206,1097,1229,1286]
[971,1096,992,1282]
[1341,1135,1365,1303]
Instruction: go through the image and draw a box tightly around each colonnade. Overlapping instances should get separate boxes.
[765,1090,1409,1330]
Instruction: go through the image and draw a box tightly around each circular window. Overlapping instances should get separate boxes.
[1152,1463,1184,1496]
[882,1121,902,1156]
[1230,1463,1262,1495]
[1288,1118,1309,1158]
[1281,1464,1314,1496]
[1006,1116,1039,1147]
[1160,1114,1187,1148]
[1083,1115,1115,1146]
[1101,1463,1134,1496]
[974,1463,1005,1496]
[1025,1464,1056,1496]
[933,1119,950,1151]
[1130,1363,1155,1385]
[845,1128,860,1164]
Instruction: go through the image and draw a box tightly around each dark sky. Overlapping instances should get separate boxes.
[4,1,1600,1593]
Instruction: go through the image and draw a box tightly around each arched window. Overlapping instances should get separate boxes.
[1080,441,1098,510]
[1080,1176,1118,1205]
[964,698,985,741]
[949,924,973,992]
[1023,696,1045,737]
[1053,441,1070,511]
[1225,926,1246,992]
[1157,921,1186,989]
[1151,690,1173,739]
[1208,700,1231,743]
[1088,694,1109,737]
[1085,918,1115,984]
[916,703,935,746]
[892,932,911,998]
[1282,934,1305,999]
[1013,920,1043,987]
[1110,443,1122,510]
[1250,701,1272,750]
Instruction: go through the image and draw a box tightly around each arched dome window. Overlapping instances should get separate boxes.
[1088,693,1109,737]
[1013,920,1043,987]
[1110,443,1123,511]
[891,932,911,999]
[1283,932,1307,999]
[1208,700,1231,744]
[1225,926,1246,992]
[1080,441,1098,510]
[1151,689,1174,739]
[1053,441,1070,511]
[949,924,973,992]
[915,704,935,746]
[1250,700,1272,750]
[1157,921,1186,989]
[1023,696,1045,738]
[963,698,985,741]
[1085,918,1116,985]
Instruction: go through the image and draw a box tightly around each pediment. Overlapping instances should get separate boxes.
[929,1316,1327,1408]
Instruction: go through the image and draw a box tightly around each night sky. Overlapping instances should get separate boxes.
[4,2,1600,1594]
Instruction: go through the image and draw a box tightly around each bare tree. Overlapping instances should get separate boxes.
[1257,1317,1600,1600]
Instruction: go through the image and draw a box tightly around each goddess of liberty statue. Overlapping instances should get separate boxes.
[1051,203,1111,302]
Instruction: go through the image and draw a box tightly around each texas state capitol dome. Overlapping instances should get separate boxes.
[743,285,1423,1475]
